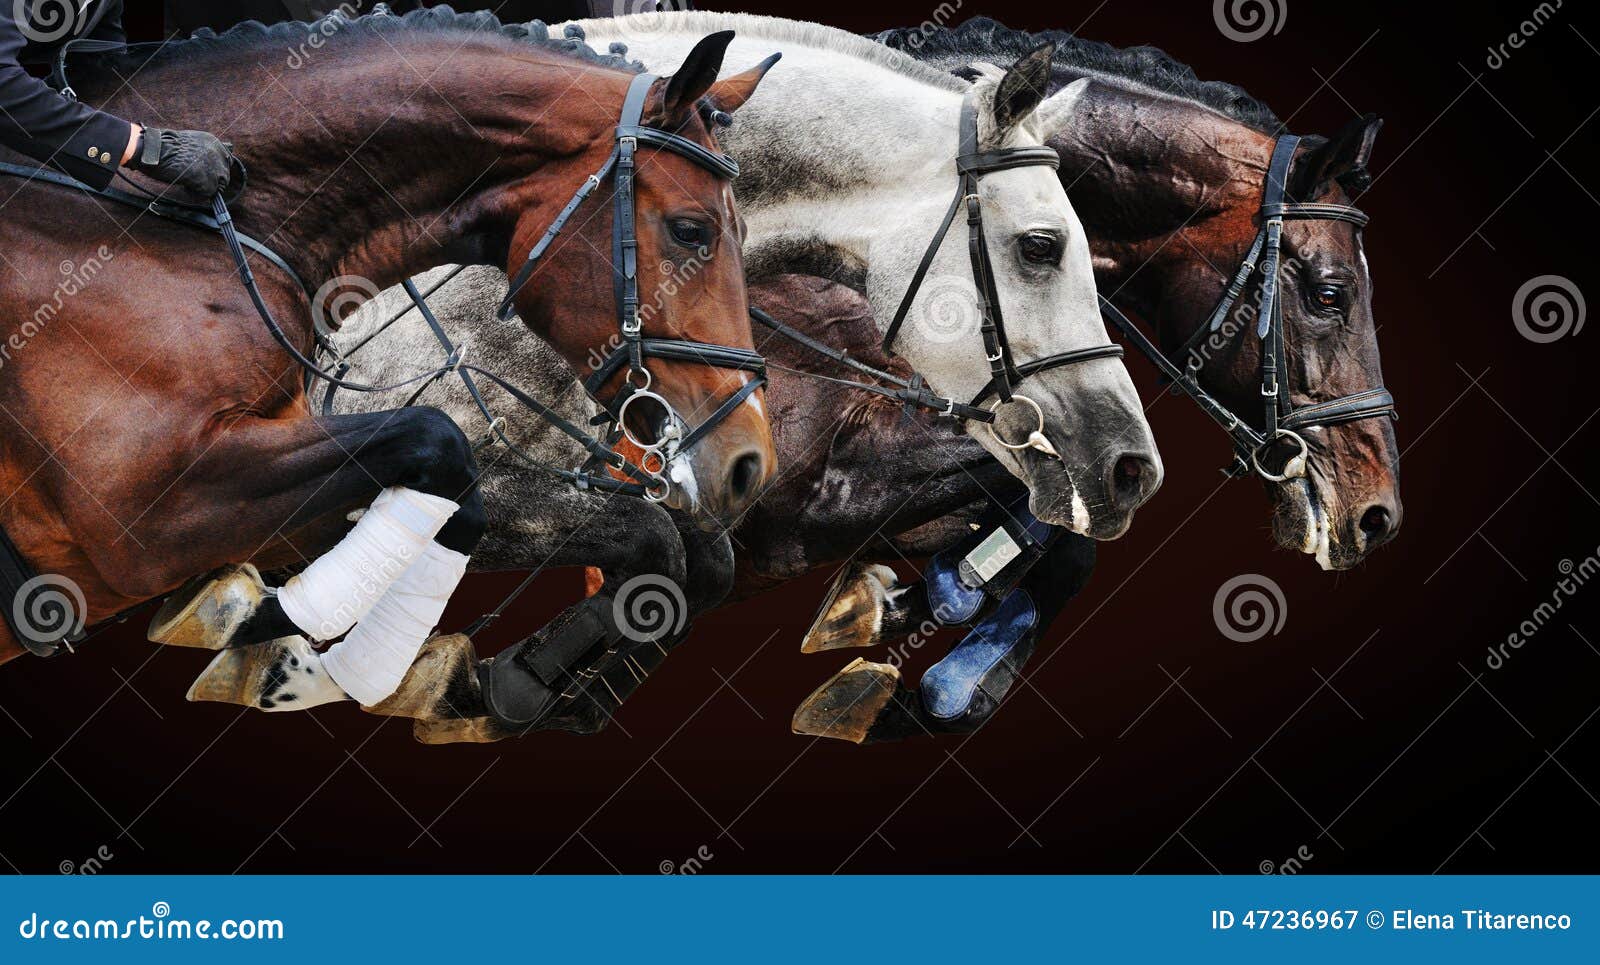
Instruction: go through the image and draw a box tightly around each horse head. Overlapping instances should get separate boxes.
[503,31,780,529]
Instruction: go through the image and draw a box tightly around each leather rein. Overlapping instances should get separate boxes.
[1096,133,1397,481]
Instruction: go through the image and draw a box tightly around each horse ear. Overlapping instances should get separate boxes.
[659,30,736,125]
[990,41,1056,135]
[1293,114,1383,196]
[707,51,781,115]
[1028,77,1091,142]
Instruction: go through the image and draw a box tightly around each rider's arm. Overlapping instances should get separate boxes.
[0,8,135,190]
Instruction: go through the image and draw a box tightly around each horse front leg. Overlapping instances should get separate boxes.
[140,406,485,713]
[537,514,734,735]
[794,529,1098,743]
[367,475,694,743]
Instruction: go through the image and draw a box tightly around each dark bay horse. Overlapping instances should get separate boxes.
[540,18,1400,741]
[0,11,775,714]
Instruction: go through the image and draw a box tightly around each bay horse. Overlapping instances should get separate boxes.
[344,11,1162,742]
[0,10,777,718]
[535,17,1402,742]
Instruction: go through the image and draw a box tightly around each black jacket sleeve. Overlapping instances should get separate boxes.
[0,1,132,189]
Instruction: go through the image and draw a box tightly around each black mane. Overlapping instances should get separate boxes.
[74,4,641,80]
[875,17,1283,134]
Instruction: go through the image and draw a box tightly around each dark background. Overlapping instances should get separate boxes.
[2,0,1596,874]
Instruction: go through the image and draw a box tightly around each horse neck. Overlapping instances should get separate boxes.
[90,39,611,290]
[571,19,965,285]
[1053,79,1276,350]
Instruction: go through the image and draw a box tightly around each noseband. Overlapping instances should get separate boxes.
[1099,133,1397,481]
[494,72,766,500]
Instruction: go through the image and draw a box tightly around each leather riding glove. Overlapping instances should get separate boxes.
[130,127,234,196]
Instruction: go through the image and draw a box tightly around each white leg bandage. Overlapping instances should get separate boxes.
[321,540,470,707]
[277,487,458,640]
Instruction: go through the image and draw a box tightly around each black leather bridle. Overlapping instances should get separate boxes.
[490,71,767,497]
[877,89,1125,456]
[316,72,765,502]
[1098,133,1397,481]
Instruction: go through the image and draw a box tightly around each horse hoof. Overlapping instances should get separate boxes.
[799,563,900,653]
[791,657,900,743]
[148,563,267,650]
[186,635,333,710]
[364,633,483,721]
[412,716,510,745]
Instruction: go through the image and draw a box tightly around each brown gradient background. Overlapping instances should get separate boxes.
[2,0,1596,874]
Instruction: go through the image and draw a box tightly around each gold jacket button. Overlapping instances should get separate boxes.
[99,151,112,164]
[87,146,98,157]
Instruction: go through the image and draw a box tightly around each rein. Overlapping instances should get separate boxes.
[1097,133,1397,481]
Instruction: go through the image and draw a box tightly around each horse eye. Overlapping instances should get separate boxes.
[669,219,709,248]
[1019,232,1061,265]
[1313,284,1345,310]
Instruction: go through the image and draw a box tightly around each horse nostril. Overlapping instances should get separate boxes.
[727,452,764,505]
[1360,504,1393,543]
[1109,452,1157,511]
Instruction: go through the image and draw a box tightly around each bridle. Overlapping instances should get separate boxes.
[878,89,1125,458]
[488,70,767,499]
[320,71,765,503]
[1098,133,1397,481]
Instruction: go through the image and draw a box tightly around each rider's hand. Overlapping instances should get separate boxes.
[129,127,234,197]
